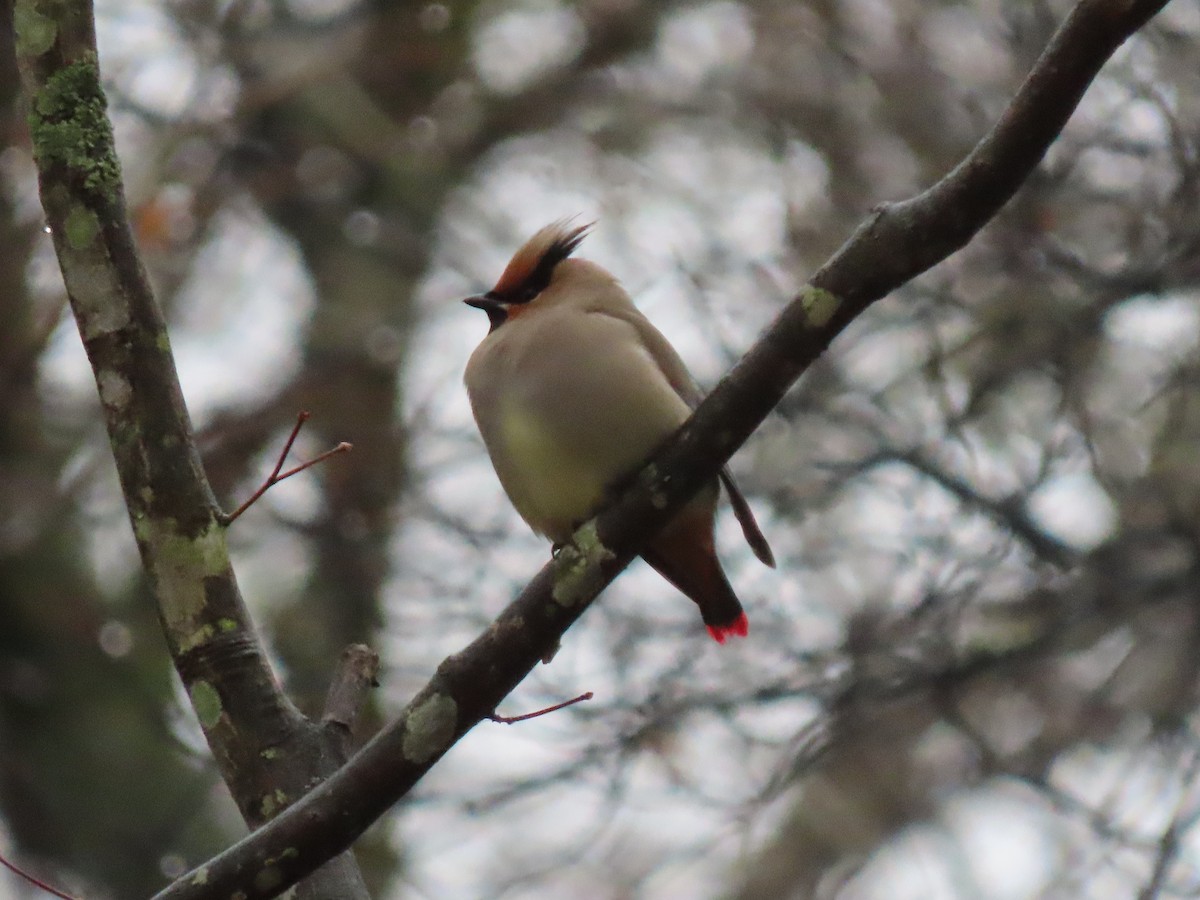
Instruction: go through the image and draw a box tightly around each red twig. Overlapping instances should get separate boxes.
[0,850,77,900]
[223,411,352,524]
[488,692,594,725]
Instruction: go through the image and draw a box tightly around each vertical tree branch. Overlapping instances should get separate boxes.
[12,2,368,896]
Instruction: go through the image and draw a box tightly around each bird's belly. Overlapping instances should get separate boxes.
[495,400,610,540]
[476,311,693,542]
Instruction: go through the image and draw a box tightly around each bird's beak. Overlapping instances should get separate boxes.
[464,294,507,333]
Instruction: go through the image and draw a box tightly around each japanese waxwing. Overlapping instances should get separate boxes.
[463,220,774,643]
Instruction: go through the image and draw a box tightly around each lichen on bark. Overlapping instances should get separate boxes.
[551,521,615,607]
[402,693,457,764]
[26,50,120,200]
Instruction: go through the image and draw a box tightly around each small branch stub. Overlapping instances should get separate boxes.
[322,644,381,757]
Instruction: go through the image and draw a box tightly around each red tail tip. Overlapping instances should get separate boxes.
[706,613,749,644]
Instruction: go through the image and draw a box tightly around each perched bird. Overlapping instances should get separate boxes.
[463,220,774,642]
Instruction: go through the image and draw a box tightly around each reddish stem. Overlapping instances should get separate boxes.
[488,692,594,724]
[0,851,76,900]
[223,411,352,524]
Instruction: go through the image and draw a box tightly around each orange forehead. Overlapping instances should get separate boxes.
[492,241,543,295]
[491,220,592,295]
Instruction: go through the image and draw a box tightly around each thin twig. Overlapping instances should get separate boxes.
[0,851,76,900]
[273,444,354,486]
[223,412,352,524]
[489,692,595,725]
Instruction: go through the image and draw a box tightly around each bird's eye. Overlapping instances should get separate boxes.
[515,284,540,304]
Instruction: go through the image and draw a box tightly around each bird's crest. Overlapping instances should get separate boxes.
[492,218,593,302]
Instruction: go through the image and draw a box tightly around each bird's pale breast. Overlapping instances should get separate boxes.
[467,304,690,540]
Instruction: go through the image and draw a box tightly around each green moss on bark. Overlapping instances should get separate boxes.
[27,51,120,200]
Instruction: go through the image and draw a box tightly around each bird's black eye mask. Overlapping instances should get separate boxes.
[464,223,591,333]
[498,228,587,304]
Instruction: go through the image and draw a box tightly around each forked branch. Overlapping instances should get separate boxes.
[222,410,352,524]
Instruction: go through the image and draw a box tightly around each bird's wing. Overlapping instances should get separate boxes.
[604,305,775,568]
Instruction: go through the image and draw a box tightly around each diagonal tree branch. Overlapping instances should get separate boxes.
[147,0,1171,897]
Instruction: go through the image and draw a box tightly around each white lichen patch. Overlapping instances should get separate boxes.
[134,520,230,641]
[60,243,129,340]
[800,286,841,329]
[96,368,131,411]
[402,692,457,764]
[551,521,615,607]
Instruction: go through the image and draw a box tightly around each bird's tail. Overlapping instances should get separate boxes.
[640,504,748,644]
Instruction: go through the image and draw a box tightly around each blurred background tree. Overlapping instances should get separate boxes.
[2,0,1199,897]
